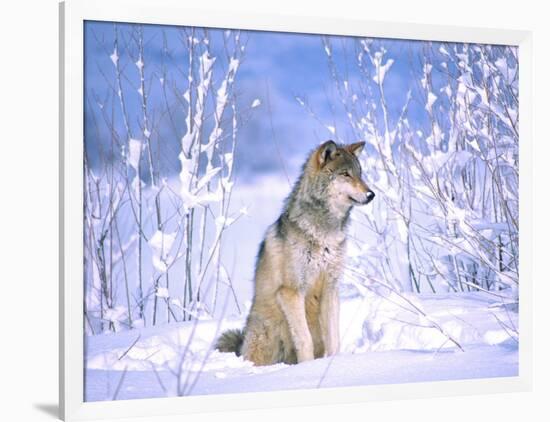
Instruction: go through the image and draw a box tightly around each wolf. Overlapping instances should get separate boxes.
[216,140,375,365]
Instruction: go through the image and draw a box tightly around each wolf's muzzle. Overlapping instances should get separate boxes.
[351,190,375,205]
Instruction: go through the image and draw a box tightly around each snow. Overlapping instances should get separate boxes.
[484,330,514,346]
[151,255,167,273]
[195,165,221,191]
[109,48,118,66]
[495,57,509,80]
[199,52,216,79]
[215,80,228,118]
[224,152,234,169]
[156,287,170,299]
[148,230,176,256]
[127,138,141,170]
[425,92,438,113]
[251,98,261,108]
[148,230,177,274]
[215,215,236,230]
[228,57,240,74]
[103,306,126,323]
[85,290,518,401]
[372,54,394,85]
[179,186,224,212]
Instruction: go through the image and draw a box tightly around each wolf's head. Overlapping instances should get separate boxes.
[309,140,375,216]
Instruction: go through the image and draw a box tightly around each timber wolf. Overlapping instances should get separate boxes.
[216,140,375,365]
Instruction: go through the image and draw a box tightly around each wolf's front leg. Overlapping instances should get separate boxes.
[320,285,340,356]
[276,286,314,362]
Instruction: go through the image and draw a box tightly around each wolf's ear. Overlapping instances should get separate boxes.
[317,140,338,167]
[346,141,366,158]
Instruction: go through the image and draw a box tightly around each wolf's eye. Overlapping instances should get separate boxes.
[342,171,351,178]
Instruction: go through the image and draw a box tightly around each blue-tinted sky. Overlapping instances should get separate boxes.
[84,21,440,179]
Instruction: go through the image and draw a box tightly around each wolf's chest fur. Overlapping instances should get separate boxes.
[291,229,346,289]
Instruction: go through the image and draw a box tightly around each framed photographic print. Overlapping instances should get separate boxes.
[60,0,533,420]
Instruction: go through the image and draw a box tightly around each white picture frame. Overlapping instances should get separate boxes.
[60,0,533,420]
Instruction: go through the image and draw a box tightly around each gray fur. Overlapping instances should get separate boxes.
[215,328,245,356]
[216,140,374,365]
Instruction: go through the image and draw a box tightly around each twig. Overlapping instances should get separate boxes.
[112,366,128,401]
[118,334,142,361]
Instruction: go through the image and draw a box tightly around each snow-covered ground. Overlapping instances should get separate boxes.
[84,288,518,401]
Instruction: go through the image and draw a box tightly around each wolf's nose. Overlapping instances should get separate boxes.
[366,191,375,202]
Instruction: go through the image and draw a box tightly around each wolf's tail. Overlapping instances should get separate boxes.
[215,328,245,356]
